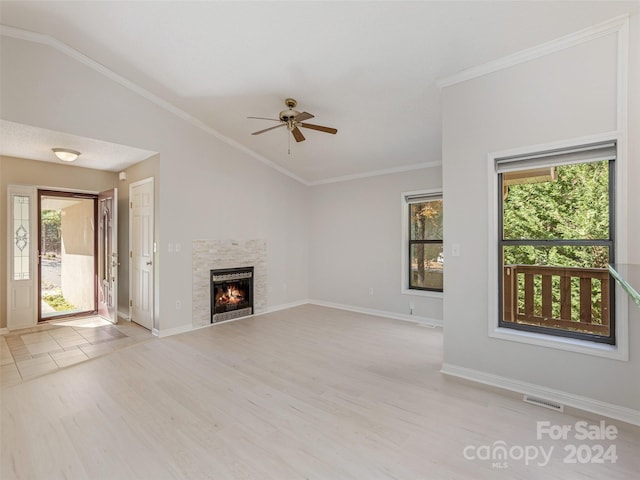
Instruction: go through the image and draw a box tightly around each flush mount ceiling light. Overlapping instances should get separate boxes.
[52,148,81,162]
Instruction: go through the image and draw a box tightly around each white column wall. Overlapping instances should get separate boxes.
[441,22,639,412]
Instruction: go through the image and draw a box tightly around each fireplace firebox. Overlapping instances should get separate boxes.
[210,267,254,323]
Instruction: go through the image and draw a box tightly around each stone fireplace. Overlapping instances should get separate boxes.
[210,266,254,323]
[192,239,267,328]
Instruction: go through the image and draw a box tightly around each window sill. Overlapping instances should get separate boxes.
[402,289,443,299]
[489,326,628,362]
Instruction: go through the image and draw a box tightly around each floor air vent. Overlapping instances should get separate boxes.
[523,395,564,412]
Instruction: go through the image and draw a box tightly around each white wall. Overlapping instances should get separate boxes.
[309,167,443,323]
[0,35,310,333]
[441,17,639,415]
[60,199,95,312]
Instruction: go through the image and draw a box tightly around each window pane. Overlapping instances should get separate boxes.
[410,200,443,240]
[502,245,610,336]
[410,243,443,290]
[503,245,609,270]
[503,161,609,240]
[13,195,30,280]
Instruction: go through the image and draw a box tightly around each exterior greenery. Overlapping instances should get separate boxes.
[503,160,610,269]
[42,293,76,312]
[41,209,62,256]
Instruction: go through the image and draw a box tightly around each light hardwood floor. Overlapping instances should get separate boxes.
[1,305,638,479]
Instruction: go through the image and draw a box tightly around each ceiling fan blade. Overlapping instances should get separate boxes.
[294,111,314,122]
[299,123,338,134]
[248,116,281,121]
[251,123,286,135]
[291,126,306,142]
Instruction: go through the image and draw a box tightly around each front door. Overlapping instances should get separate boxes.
[98,188,118,323]
[130,178,154,330]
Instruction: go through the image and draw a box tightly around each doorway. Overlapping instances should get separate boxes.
[37,188,118,324]
[38,190,98,321]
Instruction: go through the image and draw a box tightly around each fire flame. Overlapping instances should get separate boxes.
[215,285,245,306]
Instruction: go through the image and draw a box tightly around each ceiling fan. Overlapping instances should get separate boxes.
[249,98,337,143]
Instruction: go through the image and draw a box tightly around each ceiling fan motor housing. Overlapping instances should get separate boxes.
[279,110,299,122]
[280,98,299,122]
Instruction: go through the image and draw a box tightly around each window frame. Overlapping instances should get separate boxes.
[402,189,443,296]
[486,135,629,361]
[497,156,616,345]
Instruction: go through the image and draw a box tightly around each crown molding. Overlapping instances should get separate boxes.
[0,24,309,185]
[437,14,630,89]
[308,160,442,186]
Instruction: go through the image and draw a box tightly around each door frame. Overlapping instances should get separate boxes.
[37,189,99,322]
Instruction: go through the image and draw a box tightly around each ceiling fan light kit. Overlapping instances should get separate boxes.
[249,98,337,147]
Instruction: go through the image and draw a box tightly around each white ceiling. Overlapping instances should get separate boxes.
[0,1,636,183]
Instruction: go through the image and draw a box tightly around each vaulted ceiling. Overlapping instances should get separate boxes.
[0,1,635,183]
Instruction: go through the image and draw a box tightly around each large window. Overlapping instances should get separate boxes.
[407,193,443,292]
[497,142,615,344]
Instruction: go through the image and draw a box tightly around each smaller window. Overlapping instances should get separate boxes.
[407,193,443,292]
[13,194,31,280]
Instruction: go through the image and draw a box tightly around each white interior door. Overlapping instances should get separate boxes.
[7,185,37,330]
[130,178,154,330]
[98,187,118,323]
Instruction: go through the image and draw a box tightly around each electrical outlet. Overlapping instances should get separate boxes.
[451,243,461,257]
[369,288,374,296]
[175,300,181,310]
[410,302,415,309]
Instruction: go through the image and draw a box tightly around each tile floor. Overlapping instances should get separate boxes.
[1,316,153,387]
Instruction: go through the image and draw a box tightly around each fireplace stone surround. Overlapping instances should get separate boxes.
[192,239,266,328]
[210,266,254,323]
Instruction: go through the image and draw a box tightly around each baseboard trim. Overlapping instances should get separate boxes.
[154,299,441,337]
[308,299,442,327]
[157,301,311,337]
[156,324,194,338]
[117,310,131,321]
[0,328,9,336]
[262,299,310,315]
[441,363,640,427]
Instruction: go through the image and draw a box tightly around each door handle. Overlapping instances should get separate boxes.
[146,261,153,266]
